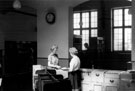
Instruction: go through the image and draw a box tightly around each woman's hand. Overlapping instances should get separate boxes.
[61,67,69,71]
[55,65,61,69]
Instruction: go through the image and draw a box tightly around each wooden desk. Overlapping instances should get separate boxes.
[33,66,69,91]
[38,73,55,91]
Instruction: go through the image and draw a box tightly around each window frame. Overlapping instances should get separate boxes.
[73,10,98,50]
[111,6,132,52]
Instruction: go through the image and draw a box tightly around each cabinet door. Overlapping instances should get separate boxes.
[105,86,118,91]
[120,80,135,90]
[82,82,92,91]
[91,71,104,83]
[93,85,102,91]
[82,72,91,82]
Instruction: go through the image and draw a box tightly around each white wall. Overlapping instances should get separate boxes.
[37,5,69,58]
[37,0,88,59]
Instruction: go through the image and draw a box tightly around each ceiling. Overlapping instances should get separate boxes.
[0,0,93,9]
[0,0,37,15]
[0,0,131,15]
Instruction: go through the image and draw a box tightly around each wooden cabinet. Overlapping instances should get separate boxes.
[81,69,106,91]
[81,69,92,91]
[93,85,102,91]
[81,69,135,91]
[119,72,135,91]
[103,70,120,91]
[82,70,92,82]
[91,70,106,91]
[105,86,118,91]
[91,70,105,83]
[81,81,92,91]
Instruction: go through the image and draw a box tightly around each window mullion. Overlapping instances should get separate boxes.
[89,11,91,39]
[112,9,114,51]
[123,8,125,51]
[80,12,82,35]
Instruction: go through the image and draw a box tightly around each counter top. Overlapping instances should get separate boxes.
[81,68,135,79]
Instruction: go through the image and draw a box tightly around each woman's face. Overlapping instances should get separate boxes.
[53,47,58,53]
[69,52,73,57]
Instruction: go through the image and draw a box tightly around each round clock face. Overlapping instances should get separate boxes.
[46,12,55,24]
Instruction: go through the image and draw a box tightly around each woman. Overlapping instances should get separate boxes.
[68,47,80,72]
[62,47,81,91]
[48,45,60,69]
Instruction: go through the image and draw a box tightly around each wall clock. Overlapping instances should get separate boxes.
[45,12,56,24]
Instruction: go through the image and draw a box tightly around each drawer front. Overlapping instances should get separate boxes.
[120,80,135,90]
[105,78,119,86]
[105,86,118,91]
[119,89,135,91]
[105,73,119,79]
[93,84,102,91]
[91,72,104,83]
[82,72,91,77]
[82,72,91,82]
[81,82,92,91]
[120,73,132,80]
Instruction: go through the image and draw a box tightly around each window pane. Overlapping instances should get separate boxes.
[125,28,131,50]
[114,28,123,51]
[125,9,132,26]
[112,7,132,51]
[74,30,80,35]
[82,30,89,50]
[91,29,97,37]
[73,13,80,28]
[82,12,89,28]
[114,9,123,26]
[91,11,97,28]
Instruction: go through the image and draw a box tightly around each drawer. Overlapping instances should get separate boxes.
[120,72,132,79]
[105,78,119,86]
[105,86,118,91]
[105,73,119,79]
[82,72,91,78]
[82,72,91,82]
[105,70,120,79]
[119,89,135,91]
[120,80,135,90]
[93,84,102,91]
[81,82,92,91]
[91,71,104,83]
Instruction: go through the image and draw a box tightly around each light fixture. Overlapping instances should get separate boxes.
[13,0,21,9]
[127,0,132,1]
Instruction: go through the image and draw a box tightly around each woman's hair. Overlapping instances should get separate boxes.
[69,47,78,55]
[50,45,58,52]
